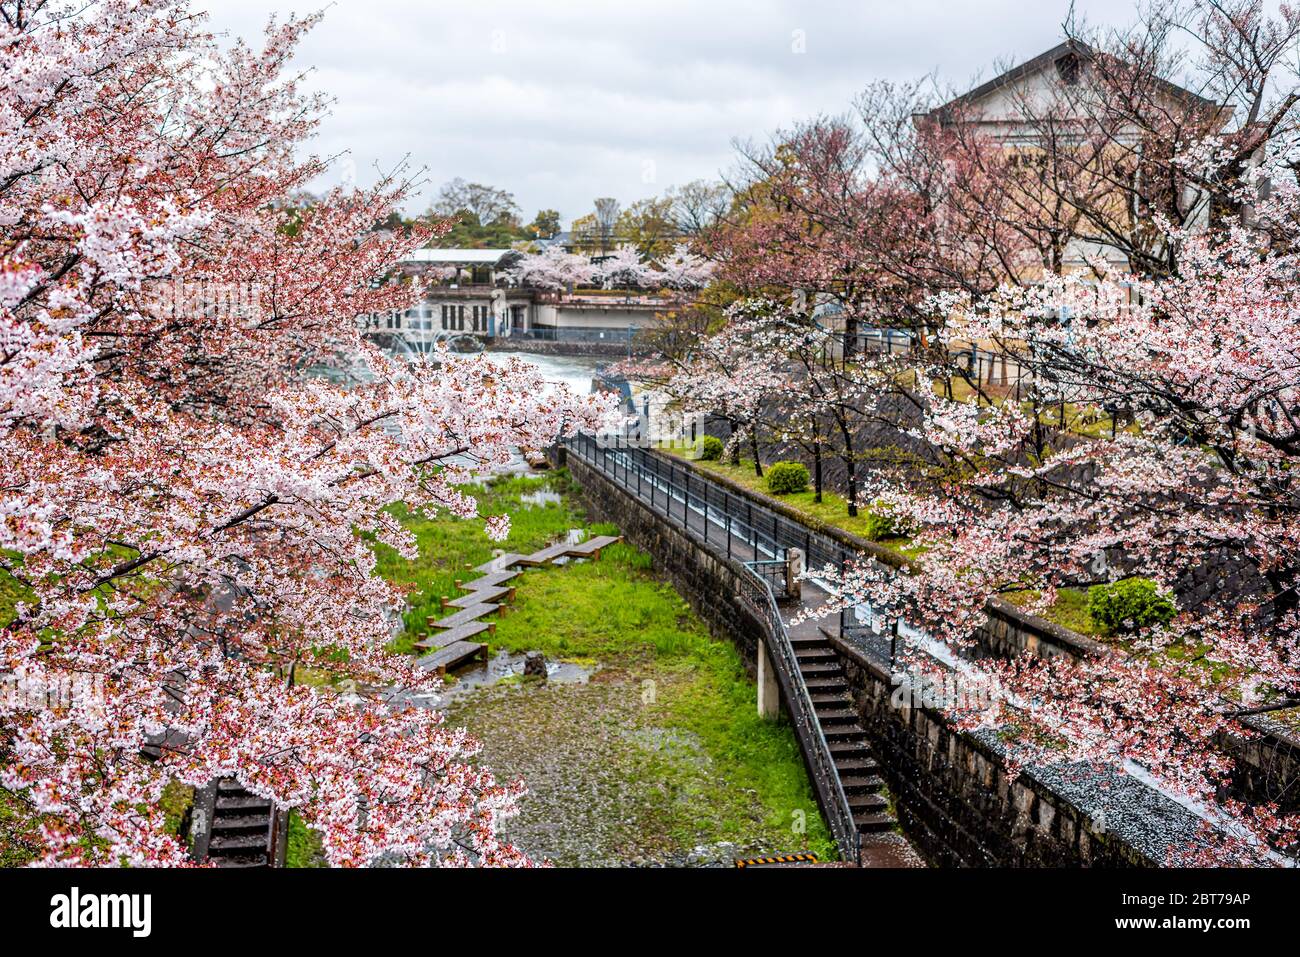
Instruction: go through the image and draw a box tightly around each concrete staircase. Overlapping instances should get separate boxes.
[790,629,896,837]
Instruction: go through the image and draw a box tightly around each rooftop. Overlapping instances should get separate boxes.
[402,248,514,265]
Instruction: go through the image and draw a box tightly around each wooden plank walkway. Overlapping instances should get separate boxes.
[460,570,519,590]
[418,640,490,674]
[429,603,499,630]
[414,620,492,652]
[447,585,513,607]
[413,534,623,676]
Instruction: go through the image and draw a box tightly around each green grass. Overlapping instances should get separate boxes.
[491,546,837,858]
[1001,587,1106,637]
[285,811,326,868]
[379,475,837,863]
[671,452,910,551]
[371,472,587,654]
[0,788,40,867]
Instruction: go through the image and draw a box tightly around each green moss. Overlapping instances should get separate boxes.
[1002,587,1106,636]
[159,781,194,838]
[285,810,326,868]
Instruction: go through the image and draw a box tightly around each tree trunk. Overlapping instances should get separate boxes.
[728,418,740,466]
[812,441,823,504]
[838,419,858,517]
[750,430,763,478]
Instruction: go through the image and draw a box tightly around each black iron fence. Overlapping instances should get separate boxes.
[563,434,894,652]
[744,559,789,601]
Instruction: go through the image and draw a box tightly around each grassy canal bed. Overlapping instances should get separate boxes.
[372,471,836,866]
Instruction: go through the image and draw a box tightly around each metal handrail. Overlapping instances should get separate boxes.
[736,566,862,864]
[564,433,861,862]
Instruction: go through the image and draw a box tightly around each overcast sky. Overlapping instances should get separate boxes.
[197,0,1148,226]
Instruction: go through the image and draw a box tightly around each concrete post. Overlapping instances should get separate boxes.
[786,547,804,602]
[757,638,780,719]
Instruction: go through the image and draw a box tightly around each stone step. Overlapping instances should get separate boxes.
[414,620,491,651]
[828,740,871,756]
[214,794,272,812]
[854,812,896,833]
[848,792,890,814]
[209,832,269,853]
[216,779,249,795]
[799,661,845,675]
[810,692,851,706]
[795,647,837,661]
[834,757,881,774]
[814,707,859,723]
[428,603,498,630]
[212,814,273,834]
[841,775,885,793]
[823,725,867,740]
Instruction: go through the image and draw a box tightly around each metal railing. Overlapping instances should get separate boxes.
[564,433,863,862]
[745,559,789,600]
[563,434,894,655]
[734,568,863,863]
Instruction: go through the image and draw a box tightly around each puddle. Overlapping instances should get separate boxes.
[520,489,564,507]
[386,650,597,711]
[546,527,589,567]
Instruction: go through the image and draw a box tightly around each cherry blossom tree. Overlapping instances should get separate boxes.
[0,0,609,867]
[593,244,650,289]
[645,242,715,291]
[505,245,596,291]
[814,135,1300,862]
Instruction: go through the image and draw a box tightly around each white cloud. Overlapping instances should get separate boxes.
[196,0,1143,225]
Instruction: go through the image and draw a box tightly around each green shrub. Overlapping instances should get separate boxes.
[699,435,724,461]
[1087,578,1176,634]
[863,505,897,541]
[766,461,810,495]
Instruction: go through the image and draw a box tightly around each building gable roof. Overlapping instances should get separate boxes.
[926,39,1221,123]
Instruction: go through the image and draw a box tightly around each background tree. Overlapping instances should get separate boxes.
[528,208,562,239]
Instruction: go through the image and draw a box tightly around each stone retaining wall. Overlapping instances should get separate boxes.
[829,634,1194,867]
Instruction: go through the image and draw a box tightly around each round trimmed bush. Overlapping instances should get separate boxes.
[699,435,724,461]
[1087,577,1176,634]
[863,506,897,541]
[766,461,810,495]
